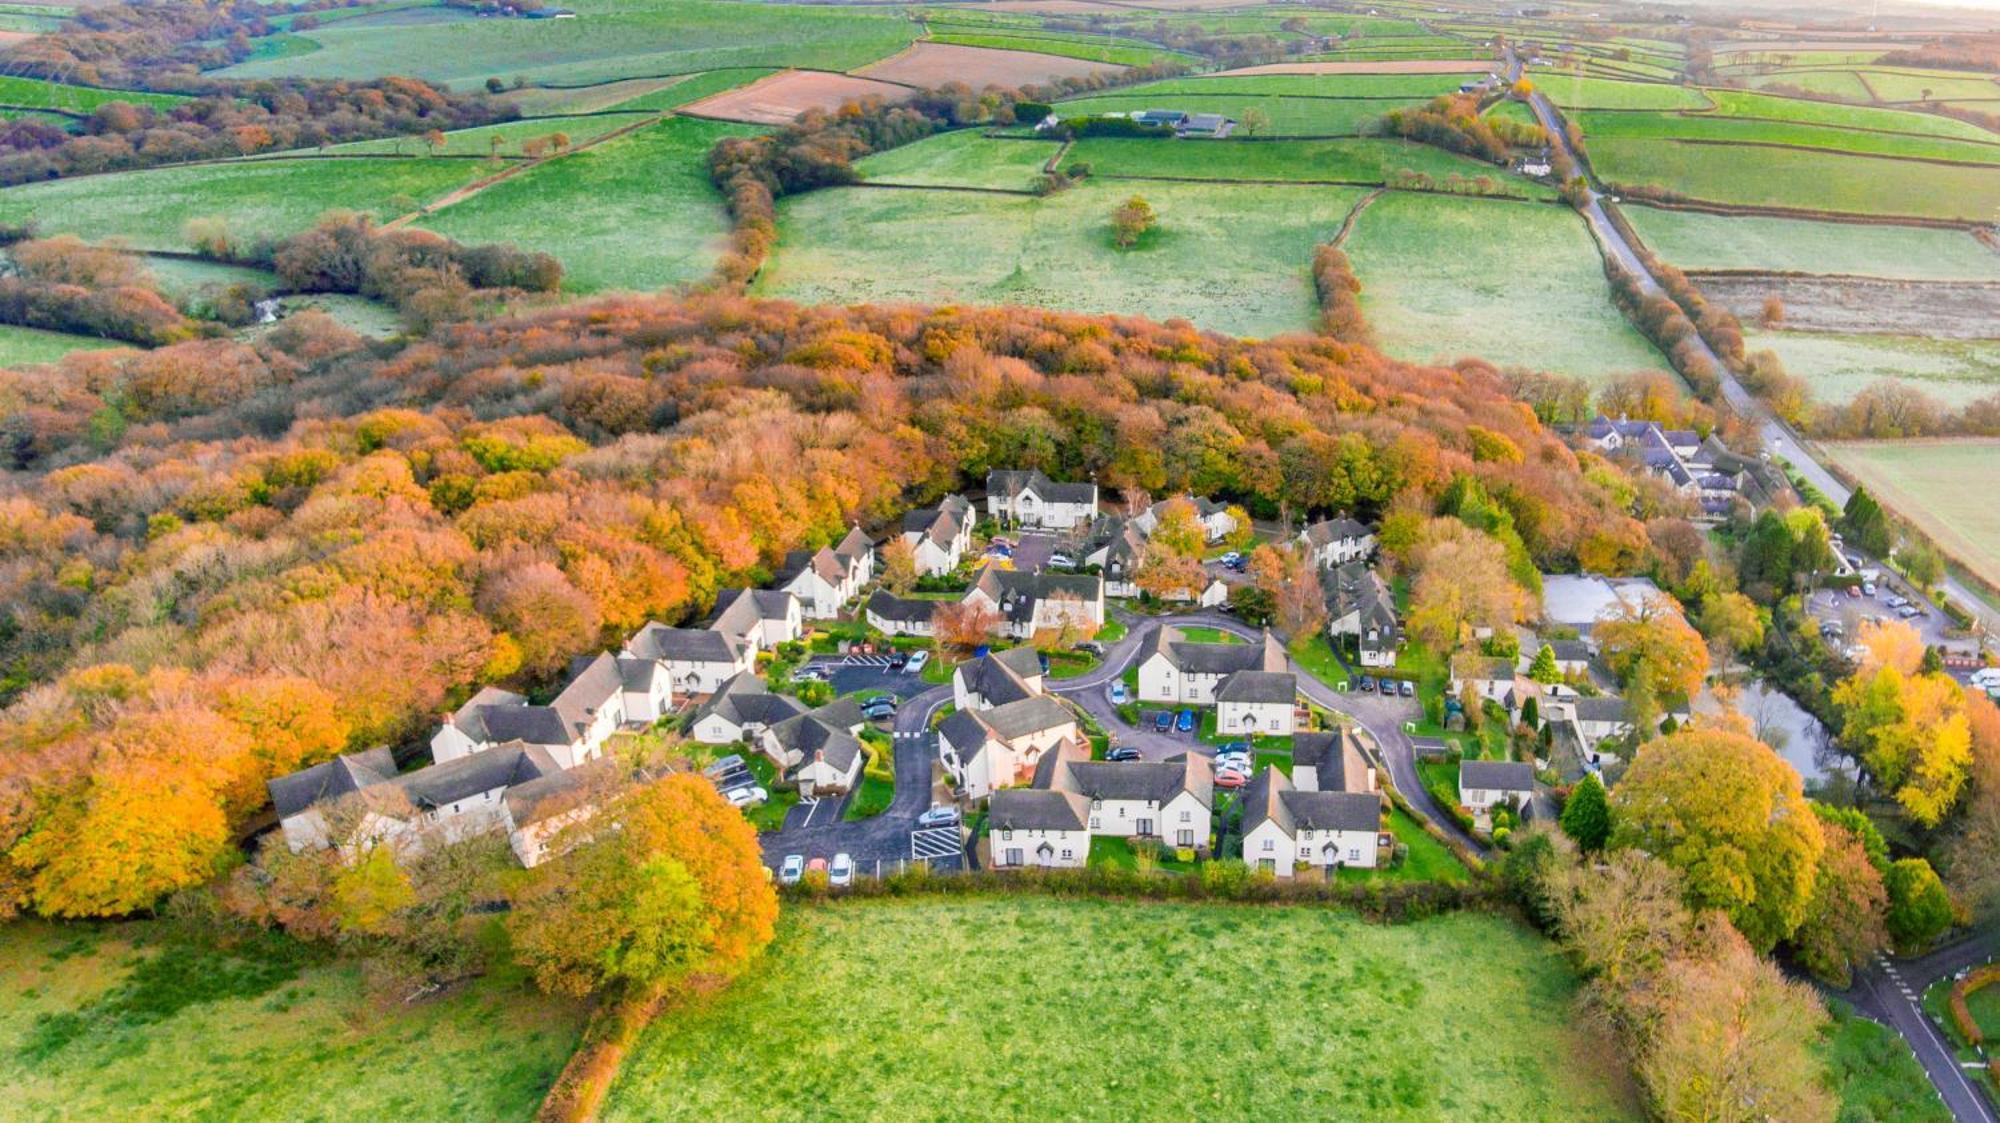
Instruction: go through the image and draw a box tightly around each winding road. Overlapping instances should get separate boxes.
[1836,932,2000,1123]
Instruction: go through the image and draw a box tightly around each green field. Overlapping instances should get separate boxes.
[1056,73,1480,137]
[1590,138,2000,221]
[418,116,760,293]
[1857,68,2000,103]
[217,0,915,87]
[0,920,586,1120]
[1343,193,1666,381]
[1071,73,1493,100]
[1534,74,1709,110]
[1696,88,1996,142]
[856,130,1055,189]
[1070,136,1553,197]
[602,898,1641,1120]
[760,180,1368,338]
[1622,206,2000,282]
[1747,330,2000,409]
[1746,69,1874,101]
[1576,110,2000,165]
[0,325,124,367]
[1817,1000,1955,1123]
[0,75,189,111]
[926,28,1187,67]
[0,157,485,251]
[1826,438,2000,590]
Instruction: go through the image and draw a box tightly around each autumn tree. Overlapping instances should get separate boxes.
[1841,487,1892,557]
[1249,543,1323,639]
[1611,727,1824,951]
[1527,643,1561,685]
[1696,590,1763,667]
[1407,522,1522,654]
[1595,592,1709,705]
[878,536,918,595]
[1789,816,1886,986]
[934,599,1001,651]
[1833,654,1971,827]
[1885,857,1955,952]
[477,562,602,677]
[1111,195,1155,249]
[1239,107,1271,137]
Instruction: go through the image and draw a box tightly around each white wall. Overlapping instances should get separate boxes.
[1218,699,1294,735]
[991,826,1088,868]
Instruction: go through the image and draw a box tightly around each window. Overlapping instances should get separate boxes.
[1060,849,1072,859]
[1179,810,1191,822]
[1002,830,1013,841]
[1089,819,1101,831]
[1348,849,1360,862]
[1262,838,1274,852]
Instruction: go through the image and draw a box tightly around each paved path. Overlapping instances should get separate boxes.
[1834,932,2000,1123]
[1051,609,1484,855]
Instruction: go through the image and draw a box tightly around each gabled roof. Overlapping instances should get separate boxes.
[268,747,398,819]
[988,787,1090,832]
[1302,516,1372,547]
[1139,625,1282,676]
[708,587,798,634]
[481,705,572,748]
[1292,729,1370,793]
[987,469,1097,505]
[1215,670,1296,705]
[552,652,626,735]
[401,742,563,810]
[866,589,939,624]
[939,708,995,756]
[504,758,615,829]
[969,567,1102,624]
[834,525,873,561]
[1242,767,1380,833]
[979,695,1076,742]
[1570,696,1629,723]
[1049,752,1212,807]
[694,671,806,730]
[448,686,527,744]
[1322,561,1397,629]
[627,622,742,664]
[767,705,864,775]
[954,647,1043,707]
[902,498,969,549]
[778,546,850,588]
[1460,759,1535,792]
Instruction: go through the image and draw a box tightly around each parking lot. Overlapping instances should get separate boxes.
[802,654,936,702]
[1002,531,1060,574]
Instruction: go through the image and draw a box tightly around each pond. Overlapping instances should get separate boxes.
[1731,679,1848,788]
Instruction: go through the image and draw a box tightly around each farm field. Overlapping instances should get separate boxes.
[1342,193,1666,381]
[1073,72,1493,99]
[1621,206,2000,282]
[1067,136,1554,196]
[1826,438,2000,590]
[215,0,915,87]
[501,73,698,115]
[1857,68,2000,103]
[0,324,122,366]
[602,68,775,112]
[1694,89,1997,142]
[0,921,586,1121]
[758,180,1369,338]
[1056,73,1482,136]
[681,69,909,126]
[0,74,187,110]
[856,40,1126,87]
[1744,330,2000,409]
[601,898,1642,1121]
[925,29,1181,67]
[1588,139,2000,221]
[855,130,1054,189]
[0,157,485,251]
[1574,110,2000,165]
[1532,74,1710,110]
[417,117,760,293]
[1214,58,1492,75]
[1745,68,1875,100]
[325,111,650,156]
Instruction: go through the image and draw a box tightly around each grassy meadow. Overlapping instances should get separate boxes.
[1070,136,1553,196]
[1589,139,2000,221]
[856,130,1056,190]
[0,75,188,111]
[0,921,586,1121]
[1055,72,1481,136]
[1826,438,2000,590]
[0,325,124,367]
[417,116,760,292]
[1532,74,1709,110]
[926,28,1186,66]
[601,897,1642,1121]
[1575,110,2000,165]
[1621,206,2000,282]
[760,180,1369,338]
[1343,193,1666,381]
[1745,330,2000,409]
[1696,88,1997,141]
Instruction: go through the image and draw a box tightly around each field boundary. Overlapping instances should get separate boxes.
[1666,135,2000,169]
[1093,170,1548,202]
[1330,186,1383,247]
[386,112,665,229]
[521,65,780,94]
[1687,268,2000,289]
[1599,192,1983,231]
[848,180,1039,197]
[1586,106,2000,148]
[1818,441,2000,607]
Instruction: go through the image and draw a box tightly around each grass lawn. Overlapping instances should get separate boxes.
[325,111,651,156]
[1055,72,1478,137]
[1070,136,1555,198]
[926,29,1184,67]
[1590,138,2000,221]
[743,754,798,832]
[1290,631,1351,688]
[1825,439,2000,592]
[0,157,483,251]
[759,180,1371,339]
[217,0,915,87]
[602,897,1640,1120]
[1820,998,1955,1122]
[1697,88,1997,141]
[417,117,762,293]
[0,75,188,111]
[1744,329,2000,409]
[1086,835,1201,870]
[0,920,585,1120]
[1343,192,1666,383]
[1095,618,1127,643]
[842,774,894,820]
[1745,68,1874,101]
[1174,625,1243,645]
[1575,109,2000,165]
[0,324,124,367]
[1533,73,1710,110]
[855,130,1057,190]
[1620,205,2000,282]
[1336,807,1468,883]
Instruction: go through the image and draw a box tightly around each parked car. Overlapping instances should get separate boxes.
[1077,641,1105,656]
[807,858,829,880]
[1175,709,1196,733]
[725,785,769,808]
[1358,677,1375,693]
[1398,680,1414,698]
[1048,553,1076,568]
[1886,595,1908,609]
[1106,746,1143,763]
[905,650,930,675]
[1215,756,1252,775]
[703,754,747,779]
[1863,582,1877,597]
[829,853,854,887]
[1220,551,1242,567]
[888,651,910,671]
[1897,605,1920,618]
[1110,681,1128,704]
[1155,711,1174,732]
[793,665,828,682]
[1378,678,1397,695]
[779,854,805,885]
[916,806,960,829]
[1213,769,1250,790]
[861,696,897,716]
[1219,740,1251,754]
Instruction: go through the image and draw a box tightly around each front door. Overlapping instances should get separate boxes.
[1177,829,1194,847]
[1004,848,1023,867]
[1136,818,1152,837]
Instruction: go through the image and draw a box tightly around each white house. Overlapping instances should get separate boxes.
[985,469,1098,530]
[707,588,804,652]
[1134,494,1238,543]
[952,646,1046,712]
[1046,752,1214,850]
[1519,638,1591,680]
[1323,562,1400,669]
[775,545,864,619]
[985,789,1092,870]
[1458,759,1535,813]
[1135,626,1287,706]
[687,671,808,745]
[864,589,938,638]
[938,695,1081,800]
[1291,729,1377,794]
[1215,670,1298,735]
[759,697,869,798]
[901,495,974,576]
[625,623,754,697]
[502,759,615,867]
[963,566,1104,641]
[833,525,875,587]
[1298,516,1375,569]
[1084,518,1146,598]
[1239,767,1386,876]
[430,651,654,771]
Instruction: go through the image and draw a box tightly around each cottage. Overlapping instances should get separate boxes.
[1133,495,1238,543]
[986,789,1091,869]
[1322,561,1400,668]
[706,588,804,652]
[1298,516,1375,569]
[864,589,939,638]
[901,494,975,576]
[1290,729,1377,794]
[270,742,572,862]
[1044,752,1214,850]
[1134,626,1287,706]
[939,694,1082,800]
[687,671,808,745]
[759,698,869,798]
[1458,759,1535,813]
[952,646,1046,712]
[1239,768,1386,875]
[1215,670,1298,735]
[775,544,865,619]
[963,566,1105,640]
[1084,517,1147,598]
[834,525,875,586]
[985,469,1099,530]
[430,651,655,771]
[502,759,615,867]
[625,622,754,696]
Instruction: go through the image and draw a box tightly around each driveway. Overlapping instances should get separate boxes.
[759,683,962,876]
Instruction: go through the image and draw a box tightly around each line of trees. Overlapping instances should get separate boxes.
[1378,94,1545,165]
[1310,242,1370,345]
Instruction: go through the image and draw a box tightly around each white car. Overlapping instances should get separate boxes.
[1863,582,1877,597]
[1971,668,2000,689]
[778,854,805,885]
[1048,553,1075,568]
[916,805,960,829]
[829,853,854,887]
[905,650,930,675]
[1214,751,1252,769]
[725,785,769,808]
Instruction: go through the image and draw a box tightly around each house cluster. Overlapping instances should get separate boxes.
[986,469,1099,530]
[1581,415,1783,518]
[1241,730,1388,876]
[1293,515,1400,668]
[1082,492,1238,603]
[1136,626,1300,736]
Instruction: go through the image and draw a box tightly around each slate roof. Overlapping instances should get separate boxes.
[987,469,1097,505]
[954,649,1042,708]
[1241,767,1380,833]
[503,758,614,829]
[1302,516,1372,547]
[939,708,994,756]
[778,546,849,588]
[969,567,1102,625]
[988,788,1090,832]
[1047,752,1213,807]
[552,652,625,729]
[1322,562,1397,631]
[1459,759,1535,792]
[627,622,742,664]
[268,747,398,820]
[708,588,797,635]
[448,686,527,744]
[1139,625,1282,676]
[694,671,807,730]
[767,705,864,775]
[979,695,1076,742]
[866,589,939,624]
[834,525,873,561]
[902,497,969,549]
[1291,730,1370,793]
[1216,669,1296,705]
[401,742,562,810]
[480,705,572,748]
[1569,696,1630,724]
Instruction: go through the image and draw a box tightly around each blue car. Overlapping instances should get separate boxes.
[1220,740,1251,754]
[1175,709,1195,733]
[1155,711,1173,732]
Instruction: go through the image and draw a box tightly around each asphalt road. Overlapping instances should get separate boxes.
[1835,932,2000,1123]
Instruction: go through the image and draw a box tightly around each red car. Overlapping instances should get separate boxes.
[1845,585,1861,599]
[1214,769,1250,790]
